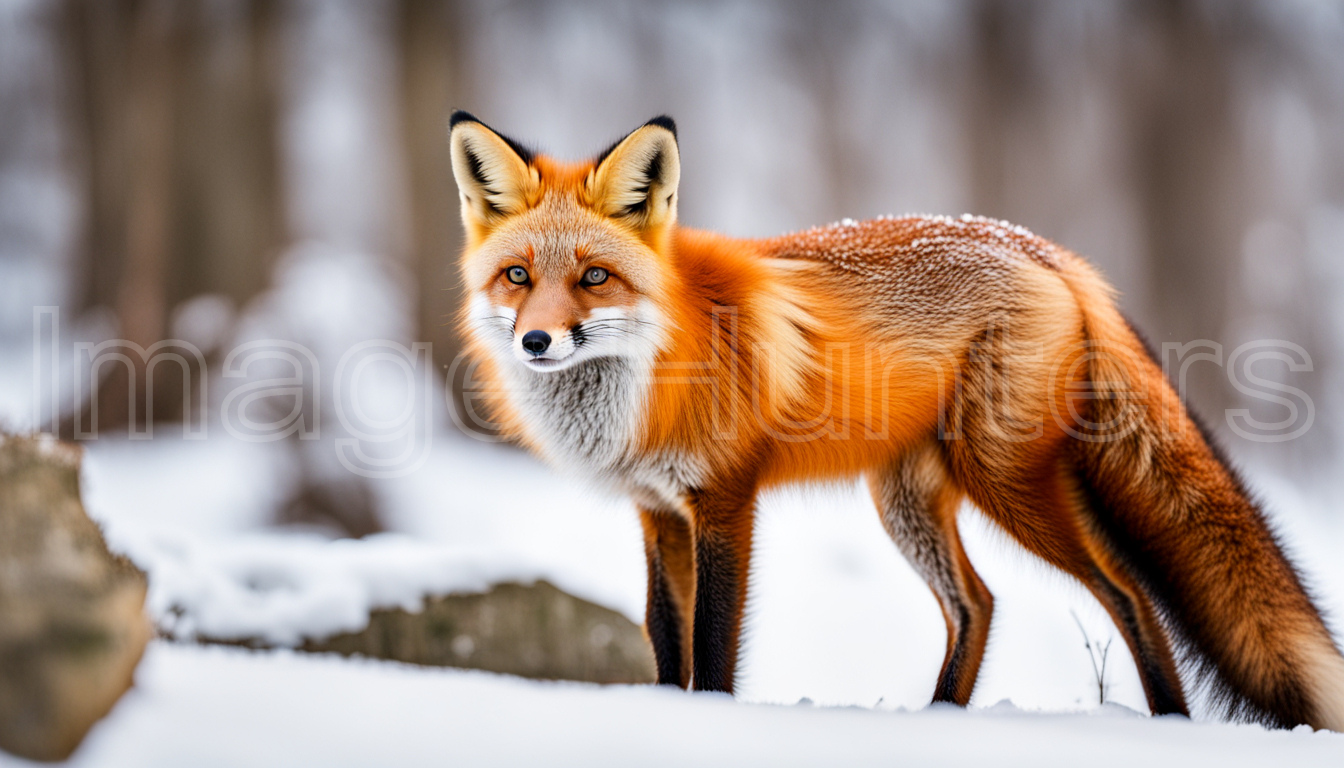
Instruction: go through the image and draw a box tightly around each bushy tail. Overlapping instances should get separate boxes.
[1058,257,1344,730]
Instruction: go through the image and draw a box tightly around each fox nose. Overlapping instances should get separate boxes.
[521,330,551,356]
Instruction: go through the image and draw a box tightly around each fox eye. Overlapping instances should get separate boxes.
[581,267,609,286]
[506,266,530,285]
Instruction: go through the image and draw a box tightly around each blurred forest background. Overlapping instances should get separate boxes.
[2,0,1344,534]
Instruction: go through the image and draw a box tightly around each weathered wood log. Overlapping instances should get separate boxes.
[0,435,150,762]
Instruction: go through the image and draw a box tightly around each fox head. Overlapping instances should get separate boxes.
[450,112,679,374]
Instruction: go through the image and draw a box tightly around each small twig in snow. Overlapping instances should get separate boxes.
[1071,609,1113,705]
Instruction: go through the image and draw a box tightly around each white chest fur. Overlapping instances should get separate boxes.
[505,357,704,513]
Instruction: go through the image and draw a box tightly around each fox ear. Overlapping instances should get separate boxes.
[587,116,680,243]
[449,111,538,239]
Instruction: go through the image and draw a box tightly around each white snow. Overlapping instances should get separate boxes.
[125,531,565,647]
[77,432,653,645]
[1,642,1340,768]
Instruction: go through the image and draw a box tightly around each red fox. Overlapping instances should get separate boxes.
[448,111,1344,730]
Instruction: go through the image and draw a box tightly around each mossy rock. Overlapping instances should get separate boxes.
[298,580,655,684]
[0,435,151,762]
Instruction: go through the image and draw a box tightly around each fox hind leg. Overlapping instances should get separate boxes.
[868,440,993,706]
[946,430,1189,715]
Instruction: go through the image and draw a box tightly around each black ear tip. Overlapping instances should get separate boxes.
[449,111,537,165]
[450,110,480,130]
[645,115,677,140]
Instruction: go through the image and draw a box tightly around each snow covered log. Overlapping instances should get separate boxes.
[0,435,151,762]
[296,580,655,684]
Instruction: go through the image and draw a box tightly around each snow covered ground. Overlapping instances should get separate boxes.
[2,642,1341,768]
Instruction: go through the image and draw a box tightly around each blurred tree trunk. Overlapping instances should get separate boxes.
[396,0,474,427]
[966,0,1031,224]
[119,0,174,352]
[1126,0,1242,419]
[173,0,286,307]
[60,0,177,438]
[63,0,131,324]
[780,0,863,224]
[961,0,1243,422]
[58,0,284,438]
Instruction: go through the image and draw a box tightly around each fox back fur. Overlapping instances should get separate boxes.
[449,112,1344,730]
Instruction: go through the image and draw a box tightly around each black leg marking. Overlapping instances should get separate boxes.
[931,607,973,704]
[646,563,685,685]
[691,534,744,694]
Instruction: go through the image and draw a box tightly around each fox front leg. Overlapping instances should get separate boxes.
[639,507,695,688]
[685,482,757,694]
